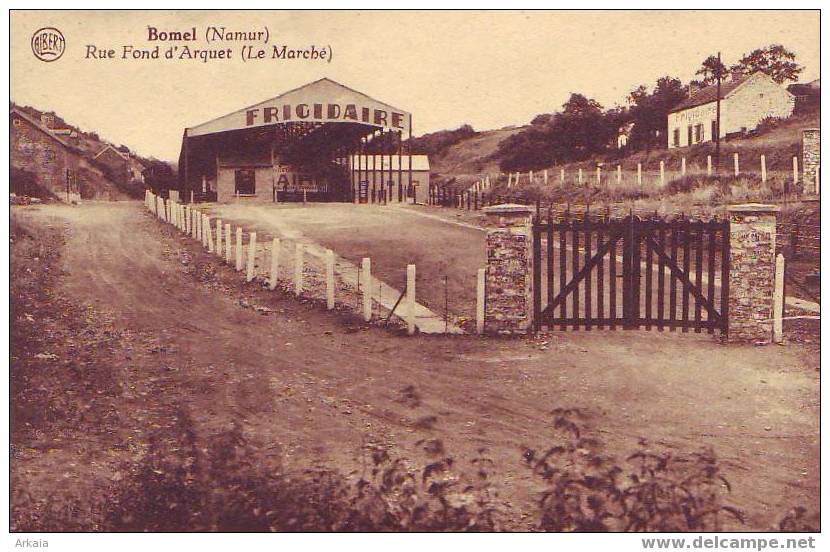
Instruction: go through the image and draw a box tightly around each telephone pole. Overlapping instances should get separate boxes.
[714,51,722,174]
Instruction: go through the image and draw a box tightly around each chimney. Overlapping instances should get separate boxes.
[731,69,744,82]
[689,82,701,98]
[40,113,54,129]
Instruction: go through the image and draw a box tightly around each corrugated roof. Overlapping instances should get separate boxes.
[669,74,751,113]
[350,154,429,171]
[187,78,411,137]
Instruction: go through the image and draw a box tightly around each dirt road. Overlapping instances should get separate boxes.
[11,201,819,531]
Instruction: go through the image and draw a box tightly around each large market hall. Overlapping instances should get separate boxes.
[177,78,429,204]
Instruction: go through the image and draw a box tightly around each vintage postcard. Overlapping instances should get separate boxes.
[8,8,822,546]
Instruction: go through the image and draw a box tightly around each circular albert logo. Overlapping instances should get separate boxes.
[31,27,66,62]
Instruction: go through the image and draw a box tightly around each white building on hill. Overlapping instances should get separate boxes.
[667,71,795,149]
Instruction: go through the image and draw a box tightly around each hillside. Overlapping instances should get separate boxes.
[429,126,526,179]
[424,110,818,189]
[10,102,157,200]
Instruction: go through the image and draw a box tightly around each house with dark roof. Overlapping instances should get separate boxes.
[10,107,84,198]
[11,107,113,200]
[667,71,795,149]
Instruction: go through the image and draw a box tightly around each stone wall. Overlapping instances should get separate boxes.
[11,114,75,195]
[483,204,533,334]
[727,204,779,343]
[802,128,819,194]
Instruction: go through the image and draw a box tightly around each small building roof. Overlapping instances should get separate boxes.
[94,144,130,161]
[669,74,753,113]
[349,154,429,171]
[669,71,794,114]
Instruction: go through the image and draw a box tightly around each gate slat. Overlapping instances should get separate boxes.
[596,228,605,329]
[559,220,567,331]
[657,225,665,331]
[609,230,617,330]
[669,227,678,331]
[682,226,691,332]
[644,221,653,330]
[572,221,580,331]
[707,228,717,334]
[633,218,642,326]
[694,226,704,332]
[547,220,554,327]
[585,223,592,331]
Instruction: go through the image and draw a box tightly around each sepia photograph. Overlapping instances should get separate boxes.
[6,7,823,547]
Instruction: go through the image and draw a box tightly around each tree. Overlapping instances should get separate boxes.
[695,55,728,86]
[731,44,802,84]
[142,161,177,194]
[627,76,686,151]
[495,93,617,171]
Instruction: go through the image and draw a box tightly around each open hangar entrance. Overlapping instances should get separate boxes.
[177,78,426,204]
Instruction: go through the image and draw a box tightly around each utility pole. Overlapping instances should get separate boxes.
[714,51,722,175]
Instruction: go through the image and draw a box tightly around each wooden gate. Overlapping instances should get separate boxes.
[532,214,730,334]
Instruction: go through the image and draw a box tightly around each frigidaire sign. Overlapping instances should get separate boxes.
[31,27,65,62]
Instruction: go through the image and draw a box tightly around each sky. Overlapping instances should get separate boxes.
[11,10,820,162]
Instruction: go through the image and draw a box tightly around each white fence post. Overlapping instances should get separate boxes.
[560,168,565,184]
[269,238,280,290]
[476,267,485,335]
[761,154,767,183]
[235,227,243,271]
[733,152,739,176]
[578,168,583,184]
[616,165,621,184]
[681,157,686,177]
[246,232,257,282]
[361,257,372,322]
[707,155,712,176]
[773,253,785,344]
[637,163,642,186]
[659,160,665,186]
[294,244,304,296]
[543,169,548,185]
[326,249,335,310]
[205,215,214,252]
[225,224,232,264]
[596,166,601,185]
[215,219,223,257]
[406,264,416,335]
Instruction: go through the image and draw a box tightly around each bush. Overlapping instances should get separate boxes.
[523,408,744,532]
[106,414,499,532]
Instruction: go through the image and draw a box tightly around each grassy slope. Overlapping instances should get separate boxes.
[429,126,526,184]
[428,111,819,181]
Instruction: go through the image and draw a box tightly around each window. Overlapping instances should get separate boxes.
[695,124,704,143]
[673,128,680,147]
[687,126,693,146]
[234,169,255,195]
[12,118,21,127]
[711,120,718,140]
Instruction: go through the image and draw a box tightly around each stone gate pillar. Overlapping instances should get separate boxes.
[727,204,780,343]
[483,204,534,334]
[802,128,820,194]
